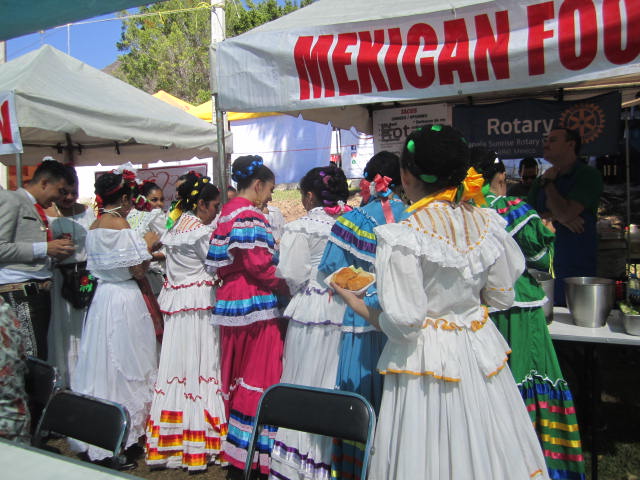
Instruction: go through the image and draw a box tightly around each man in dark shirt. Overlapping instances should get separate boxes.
[528,129,603,305]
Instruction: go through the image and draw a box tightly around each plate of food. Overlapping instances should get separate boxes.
[326,266,376,295]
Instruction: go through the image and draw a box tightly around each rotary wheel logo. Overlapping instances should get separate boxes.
[559,103,605,144]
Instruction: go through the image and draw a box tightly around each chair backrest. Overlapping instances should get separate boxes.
[25,356,58,405]
[33,390,130,457]
[244,383,376,479]
[24,356,58,432]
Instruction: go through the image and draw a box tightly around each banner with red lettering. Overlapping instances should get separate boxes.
[0,91,23,155]
[217,0,640,113]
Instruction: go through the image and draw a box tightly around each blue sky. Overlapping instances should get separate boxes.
[6,1,292,70]
[7,12,127,70]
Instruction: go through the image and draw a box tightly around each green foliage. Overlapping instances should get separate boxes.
[226,0,313,38]
[114,0,313,105]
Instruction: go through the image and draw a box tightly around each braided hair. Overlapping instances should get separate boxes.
[299,164,349,208]
[401,125,469,190]
[231,155,275,190]
[176,175,220,213]
[363,151,401,186]
[469,147,505,185]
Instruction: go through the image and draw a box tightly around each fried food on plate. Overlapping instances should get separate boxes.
[333,267,357,288]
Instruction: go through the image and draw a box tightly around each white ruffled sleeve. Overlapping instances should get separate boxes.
[276,228,311,294]
[482,233,525,310]
[375,239,427,343]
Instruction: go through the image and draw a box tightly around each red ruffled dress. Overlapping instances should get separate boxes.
[205,196,289,473]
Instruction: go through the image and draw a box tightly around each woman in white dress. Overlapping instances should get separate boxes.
[332,125,549,480]
[145,175,228,471]
[269,165,351,480]
[70,171,159,462]
[45,166,96,386]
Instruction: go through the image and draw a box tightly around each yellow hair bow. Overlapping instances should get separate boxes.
[407,167,486,212]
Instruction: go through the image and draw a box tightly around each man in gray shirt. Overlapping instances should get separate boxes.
[0,160,76,359]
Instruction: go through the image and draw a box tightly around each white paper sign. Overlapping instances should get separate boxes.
[373,104,451,155]
[0,91,23,155]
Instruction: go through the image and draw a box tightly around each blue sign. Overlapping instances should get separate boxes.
[453,92,621,158]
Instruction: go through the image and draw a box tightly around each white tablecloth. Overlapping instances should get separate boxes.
[0,439,138,480]
[549,307,640,346]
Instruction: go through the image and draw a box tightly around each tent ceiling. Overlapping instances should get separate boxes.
[0,1,162,42]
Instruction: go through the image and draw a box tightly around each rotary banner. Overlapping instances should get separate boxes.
[217,0,640,113]
[452,92,621,157]
[0,91,23,155]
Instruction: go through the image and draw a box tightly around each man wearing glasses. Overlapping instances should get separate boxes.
[528,128,603,306]
[0,159,75,359]
[508,156,539,198]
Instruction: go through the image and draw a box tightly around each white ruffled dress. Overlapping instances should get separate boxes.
[70,228,157,460]
[145,212,227,471]
[270,207,347,480]
[369,201,549,480]
[127,208,167,295]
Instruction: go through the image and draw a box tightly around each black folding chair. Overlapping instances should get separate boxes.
[32,389,131,469]
[24,356,58,433]
[243,383,376,480]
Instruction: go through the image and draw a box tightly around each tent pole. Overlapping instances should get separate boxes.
[15,152,22,188]
[211,0,227,203]
[65,133,74,164]
[626,117,631,227]
[214,93,227,203]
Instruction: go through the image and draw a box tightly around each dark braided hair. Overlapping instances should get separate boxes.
[363,151,401,186]
[177,175,220,212]
[400,125,469,190]
[95,172,131,206]
[469,147,505,185]
[231,155,275,190]
[299,164,349,207]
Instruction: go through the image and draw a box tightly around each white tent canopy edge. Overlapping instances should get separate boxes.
[0,45,231,168]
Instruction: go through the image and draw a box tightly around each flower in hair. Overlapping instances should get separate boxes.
[360,174,393,204]
[202,178,209,183]
[324,200,353,216]
[233,158,264,179]
[191,189,199,197]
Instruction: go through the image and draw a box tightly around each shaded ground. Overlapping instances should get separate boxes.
[555,342,640,480]
[49,343,640,479]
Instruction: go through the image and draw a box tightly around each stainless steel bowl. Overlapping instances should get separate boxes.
[565,277,615,328]
[529,270,554,321]
[622,313,640,336]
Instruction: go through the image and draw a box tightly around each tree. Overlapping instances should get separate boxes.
[226,0,313,38]
[114,0,313,104]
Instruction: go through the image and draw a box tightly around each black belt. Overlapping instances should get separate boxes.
[0,280,52,296]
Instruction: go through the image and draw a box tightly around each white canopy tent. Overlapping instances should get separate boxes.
[0,46,231,173]
[215,0,640,132]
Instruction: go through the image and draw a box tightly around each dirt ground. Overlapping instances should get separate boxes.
[48,342,640,480]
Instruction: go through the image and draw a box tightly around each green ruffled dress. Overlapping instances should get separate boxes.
[483,191,585,480]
